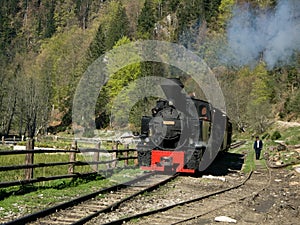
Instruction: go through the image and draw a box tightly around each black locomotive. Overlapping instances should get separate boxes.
[137,78,232,173]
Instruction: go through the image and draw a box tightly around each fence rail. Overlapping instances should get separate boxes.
[0,141,138,188]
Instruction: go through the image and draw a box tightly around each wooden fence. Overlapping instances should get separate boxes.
[0,141,138,188]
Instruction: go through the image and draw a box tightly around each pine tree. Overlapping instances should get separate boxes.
[163,0,180,13]
[44,0,56,38]
[86,24,106,63]
[0,0,19,53]
[104,1,130,50]
[203,0,222,23]
[137,0,156,38]
[74,0,91,29]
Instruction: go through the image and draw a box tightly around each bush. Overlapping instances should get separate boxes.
[271,131,281,140]
[262,133,270,140]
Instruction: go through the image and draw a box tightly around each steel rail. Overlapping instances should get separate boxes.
[230,140,246,149]
[71,173,179,225]
[170,158,273,224]
[2,172,155,225]
[100,171,253,225]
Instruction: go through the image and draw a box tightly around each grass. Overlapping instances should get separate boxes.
[229,140,269,173]
[0,124,298,220]
[0,153,97,182]
[231,124,300,173]
[0,167,144,219]
[242,146,256,173]
[269,126,300,145]
[0,135,136,183]
[0,133,141,220]
[228,139,253,173]
[0,175,113,218]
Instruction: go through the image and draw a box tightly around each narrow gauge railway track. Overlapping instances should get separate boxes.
[2,172,178,225]
[230,140,247,149]
[97,166,271,225]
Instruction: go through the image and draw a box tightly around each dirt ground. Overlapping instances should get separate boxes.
[123,151,300,225]
[187,159,300,225]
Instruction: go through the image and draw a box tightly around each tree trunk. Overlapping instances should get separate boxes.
[6,95,17,136]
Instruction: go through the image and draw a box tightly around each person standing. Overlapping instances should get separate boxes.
[253,136,263,160]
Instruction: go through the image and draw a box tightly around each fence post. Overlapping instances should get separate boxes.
[25,138,35,180]
[124,144,129,166]
[112,141,118,168]
[68,140,77,174]
[134,149,138,166]
[93,142,100,172]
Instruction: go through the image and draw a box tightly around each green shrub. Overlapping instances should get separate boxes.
[271,131,281,140]
[262,133,270,140]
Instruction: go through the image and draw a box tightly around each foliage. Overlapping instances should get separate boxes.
[269,125,300,146]
[0,0,299,138]
[137,0,157,38]
[246,63,273,133]
[261,132,270,140]
[86,24,106,64]
[0,175,113,219]
[285,89,300,116]
[103,0,130,50]
[105,37,142,128]
[217,0,235,30]
[271,130,281,140]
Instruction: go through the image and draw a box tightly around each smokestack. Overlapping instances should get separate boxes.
[160,78,187,112]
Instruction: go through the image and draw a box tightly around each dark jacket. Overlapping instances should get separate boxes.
[253,140,263,150]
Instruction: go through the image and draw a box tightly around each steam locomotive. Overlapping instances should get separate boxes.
[137,78,232,173]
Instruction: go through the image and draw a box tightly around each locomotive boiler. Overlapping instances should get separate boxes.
[137,78,232,173]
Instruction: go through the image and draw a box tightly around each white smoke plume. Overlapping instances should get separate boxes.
[227,0,300,69]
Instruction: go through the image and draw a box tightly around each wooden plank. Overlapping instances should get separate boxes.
[0,172,98,188]
[0,159,128,171]
[0,148,137,155]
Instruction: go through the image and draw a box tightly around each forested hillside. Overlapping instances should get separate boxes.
[0,0,299,138]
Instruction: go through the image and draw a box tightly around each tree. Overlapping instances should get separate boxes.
[176,0,205,34]
[74,0,90,29]
[137,0,157,38]
[286,89,300,118]
[54,0,77,31]
[0,0,21,56]
[86,23,106,64]
[203,0,222,23]
[223,67,253,132]
[104,36,141,127]
[123,0,143,36]
[104,1,130,50]
[217,0,235,31]
[44,0,56,38]
[246,63,273,133]
[35,27,91,131]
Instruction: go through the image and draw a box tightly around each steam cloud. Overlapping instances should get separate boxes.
[227,0,300,69]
